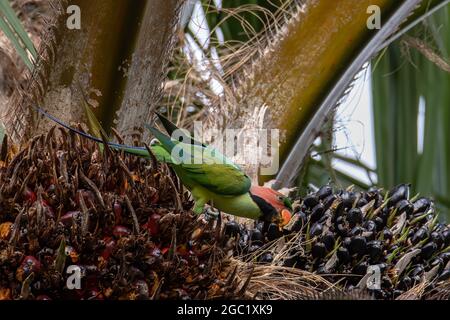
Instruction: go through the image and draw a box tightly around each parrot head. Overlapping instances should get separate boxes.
[249,186,292,227]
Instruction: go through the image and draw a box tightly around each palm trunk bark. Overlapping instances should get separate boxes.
[5,0,180,143]
[115,0,180,143]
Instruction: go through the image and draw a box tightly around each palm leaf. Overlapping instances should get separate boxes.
[372,4,450,219]
[0,0,37,69]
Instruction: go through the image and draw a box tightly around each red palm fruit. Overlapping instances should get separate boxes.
[23,187,36,203]
[60,211,80,227]
[143,214,160,237]
[113,225,131,238]
[150,192,159,204]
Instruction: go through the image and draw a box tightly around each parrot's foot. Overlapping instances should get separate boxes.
[204,207,220,221]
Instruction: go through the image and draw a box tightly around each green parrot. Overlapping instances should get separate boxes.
[36,108,293,226]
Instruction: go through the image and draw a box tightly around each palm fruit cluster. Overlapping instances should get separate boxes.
[224,185,450,300]
[0,129,243,300]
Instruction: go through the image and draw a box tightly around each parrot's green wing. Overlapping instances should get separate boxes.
[180,162,252,195]
[147,126,251,196]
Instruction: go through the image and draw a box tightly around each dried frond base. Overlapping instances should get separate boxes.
[232,259,337,300]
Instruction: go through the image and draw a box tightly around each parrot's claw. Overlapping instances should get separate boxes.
[204,208,220,221]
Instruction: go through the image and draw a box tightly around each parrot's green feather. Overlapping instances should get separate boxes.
[148,143,173,163]
[179,163,251,196]
[144,125,251,196]
[146,126,177,154]
[141,123,258,217]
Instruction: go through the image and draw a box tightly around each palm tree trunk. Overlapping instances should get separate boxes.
[5,0,180,143]
[115,0,180,143]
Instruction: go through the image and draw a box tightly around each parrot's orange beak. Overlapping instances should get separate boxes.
[280,209,292,227]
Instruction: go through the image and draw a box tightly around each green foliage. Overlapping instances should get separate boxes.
[372,44,420,189]
[372,6,450,218]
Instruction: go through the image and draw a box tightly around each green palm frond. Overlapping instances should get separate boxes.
[372,5,450,218]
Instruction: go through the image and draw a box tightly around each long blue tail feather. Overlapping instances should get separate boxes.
[33,106,146,152]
